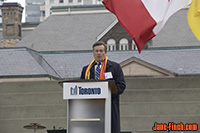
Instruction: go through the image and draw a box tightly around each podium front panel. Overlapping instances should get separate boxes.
[68,99,105,133]
[61,80,112,133]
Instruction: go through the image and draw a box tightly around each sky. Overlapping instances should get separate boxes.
[1,0,26,22]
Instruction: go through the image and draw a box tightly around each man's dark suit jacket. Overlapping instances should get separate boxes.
[81,59,126,133]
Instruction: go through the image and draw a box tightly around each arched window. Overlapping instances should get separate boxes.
[119,38,128,50]
[132,40,137,50]
[107,39,116,51]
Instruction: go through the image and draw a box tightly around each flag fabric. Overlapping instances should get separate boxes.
[103,0,192,53]
[187,0,200,41]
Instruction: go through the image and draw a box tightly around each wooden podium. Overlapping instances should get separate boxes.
[59,80,116,133]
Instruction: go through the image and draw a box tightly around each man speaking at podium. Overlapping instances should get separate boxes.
[81,41,126,133]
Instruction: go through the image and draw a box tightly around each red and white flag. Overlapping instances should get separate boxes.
[103,0,192,53]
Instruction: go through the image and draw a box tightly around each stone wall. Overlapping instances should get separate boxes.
[1,38,20,47]
[1,76,200,133]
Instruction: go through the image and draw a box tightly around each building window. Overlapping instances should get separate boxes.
[132,40,137,50]
[107,39,116,51]
[78,0,82,2]
[50,0,54,4]
[119,38,128,50]
[97,0,102,4]
[60,0,64,3]
[109,45,115,51]
[41,11,45,17]
[69,0,73,3]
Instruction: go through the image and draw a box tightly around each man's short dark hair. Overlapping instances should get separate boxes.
[92,41,107,52]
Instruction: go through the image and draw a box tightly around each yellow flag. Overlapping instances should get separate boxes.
[187,0,200,41]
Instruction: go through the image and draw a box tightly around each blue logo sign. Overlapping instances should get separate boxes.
[70,85,78,95]
[70,85,101,95]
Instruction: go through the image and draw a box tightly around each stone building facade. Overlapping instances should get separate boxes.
[100,22,151,51]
